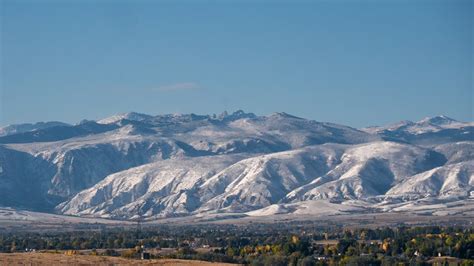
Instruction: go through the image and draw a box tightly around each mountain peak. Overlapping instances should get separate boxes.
[418,115,458,125]
[218,110,256,121]
[97,112,152,124]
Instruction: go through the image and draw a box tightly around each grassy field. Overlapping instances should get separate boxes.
[0,252,240,266]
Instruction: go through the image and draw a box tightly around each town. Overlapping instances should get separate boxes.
[0,222,473,265]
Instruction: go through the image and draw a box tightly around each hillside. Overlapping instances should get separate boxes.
[0,111,472,220]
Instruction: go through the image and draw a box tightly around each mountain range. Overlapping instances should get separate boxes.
[0,111,472,220]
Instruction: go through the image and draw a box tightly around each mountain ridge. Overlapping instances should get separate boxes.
[0,111,472,220]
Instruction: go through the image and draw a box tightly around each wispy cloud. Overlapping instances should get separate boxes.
[155,82,201,92]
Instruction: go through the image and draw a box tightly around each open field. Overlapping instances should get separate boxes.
[0,252,239,266]
[1,207,473,232]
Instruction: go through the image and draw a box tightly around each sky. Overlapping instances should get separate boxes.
[0,0,472,128]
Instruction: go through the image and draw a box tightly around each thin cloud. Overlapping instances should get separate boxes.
[155,82,201,92]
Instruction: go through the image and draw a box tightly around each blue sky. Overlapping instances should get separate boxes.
[1,0,472,127]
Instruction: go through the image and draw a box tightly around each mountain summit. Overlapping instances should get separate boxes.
[418,115,458,125]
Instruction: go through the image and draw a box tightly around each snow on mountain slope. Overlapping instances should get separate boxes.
[363,115,472,135]
[5,131,207,199]
[246,200,366,217]
[58,144,347,218]
[283,142,446,202]
[0,146,57,211]
[59,141,450,219]
[10,111,375,202]
[0,121,119,144]
[1,110,375,154]
[0,111,472,220]
[176,112,377,155]
[434,142,474,164]
[97,112,153,124]
[58,154,249,218]
[363,116,473,146]
[386,161,474,198]
[414,116,472,133]
[226,112,377,147]
[0,121,70,137]
[196,144,345,213]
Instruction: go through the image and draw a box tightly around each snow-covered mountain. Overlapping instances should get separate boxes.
[0,121,70,137]
[0,111,472,220]
[362,115,474,146]
[362,115,471,135]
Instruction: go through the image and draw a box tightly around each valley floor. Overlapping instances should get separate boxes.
[1,209,473,232]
